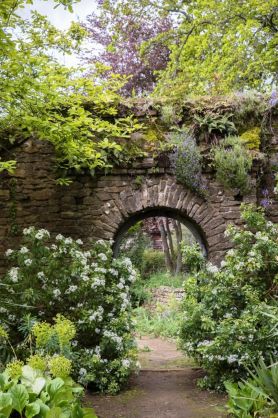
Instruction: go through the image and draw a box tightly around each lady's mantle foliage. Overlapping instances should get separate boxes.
[180,204,278,390]
[1,228,138,393]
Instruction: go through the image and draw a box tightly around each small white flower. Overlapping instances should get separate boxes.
[23,226,34,236]
[122,359,131,368]
[8,267,19,283]
[20,246,29,254]
[64,237,73,245]
[65,285,78,294]
[24,259,32,266]
[37,271,45,280]
[117,282,124,289]
[98,253,107,262]
[207,263,219,274]
[76,239,83,245]
[5,249,13,257]
[53,288,61,298]
[56,234,63,241]
[227,354,238,364]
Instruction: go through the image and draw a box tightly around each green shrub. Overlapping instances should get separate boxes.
[181,242,205,273]
[170,132,207,197]
[240,127,261,150]
[211,136,252,194]
[119,225,150,275]
[225,358,278,417]
[1,228,138,393]
[141,250,165,277]
[180,204,278,391]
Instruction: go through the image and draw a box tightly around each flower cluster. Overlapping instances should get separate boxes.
[180,204,278,390]
[1,228,138,392]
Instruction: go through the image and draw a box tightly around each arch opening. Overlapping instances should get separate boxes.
[113,206,208,258]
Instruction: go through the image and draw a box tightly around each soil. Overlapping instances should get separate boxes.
[84,336,227,418]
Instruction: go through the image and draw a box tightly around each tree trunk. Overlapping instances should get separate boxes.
[159,219,174,273]
[173,220,183,275]
[164,218,175,263]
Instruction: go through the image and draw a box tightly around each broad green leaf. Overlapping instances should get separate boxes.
[46,378,64,399]
[10,384,29,414]
[0,393,13,416]
[25,400,41,418]
[21,366,46,394]
[46,406,67,418]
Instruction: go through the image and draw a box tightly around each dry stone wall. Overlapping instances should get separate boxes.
[0,131,277,275]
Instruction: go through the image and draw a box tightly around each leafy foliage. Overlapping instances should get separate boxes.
[0,364,96,418]
[0,0,145,177]
[211,136,253,194]
[225,358,278,417]
[193,112,237,142]
[180,204,278,390]
[0,318,96,418]
[170,131,206,197]
[84,0,171,96]
[92,1,278,97]
[240,127,261,151]
[134,296,183,340]
[181,242,205,273]
[1,228,138,393]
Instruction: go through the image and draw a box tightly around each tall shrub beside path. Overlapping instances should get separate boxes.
[1,228,138,393]
[180,204,278,390]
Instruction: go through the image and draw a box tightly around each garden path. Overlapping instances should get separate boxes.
[85,336,227,418]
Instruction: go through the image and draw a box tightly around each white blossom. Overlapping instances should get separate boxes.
[53,288,61,298]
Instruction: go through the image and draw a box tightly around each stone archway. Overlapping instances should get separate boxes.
[112,206,207,257]
[90,174,232,265]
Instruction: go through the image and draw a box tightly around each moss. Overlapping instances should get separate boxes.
[240,127,261,150]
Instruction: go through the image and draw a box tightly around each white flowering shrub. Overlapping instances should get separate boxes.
[1,227,138,393]
[180,204,278,390]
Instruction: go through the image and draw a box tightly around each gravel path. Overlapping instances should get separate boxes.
[85,337,227,418]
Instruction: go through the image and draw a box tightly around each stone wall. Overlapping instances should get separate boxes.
[145,286,185,312]
[0,129,277,275]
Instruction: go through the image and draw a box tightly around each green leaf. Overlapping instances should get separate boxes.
[21,366,46,394]
[25,400,41,418]
[46,406,66,418]
[0,393,13,416]
[46,378,64,399]
[83,407,98,418]
[10,384,29,414]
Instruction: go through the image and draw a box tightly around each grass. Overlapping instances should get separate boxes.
[133,296,183,340]
[144,272,186,289]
